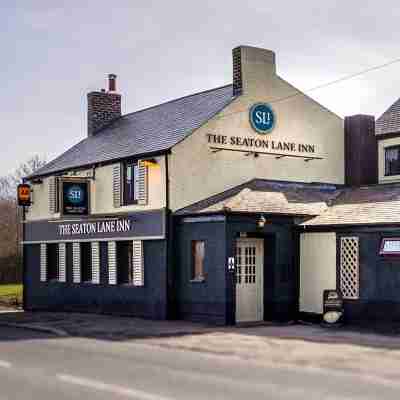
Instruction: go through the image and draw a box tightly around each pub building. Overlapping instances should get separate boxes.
[21,45,400,325]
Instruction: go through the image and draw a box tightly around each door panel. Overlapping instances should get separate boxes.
[235,239,264,323]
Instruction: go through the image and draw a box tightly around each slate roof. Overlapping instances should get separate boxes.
[29,84,234,178]
[175,179,338,217]
[302,184,400,226]
[376,98,400,135]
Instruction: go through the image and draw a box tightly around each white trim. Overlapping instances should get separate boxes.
[112,163,122,208]
[40,243,47,282]
[24,207,167,223]
[108,241,117,285]
[132,240,144,286]
[91,242,100,284]
[72,242,81,283]
[182,216,226,223]
[22,236,165,244]
[58,243,67,283]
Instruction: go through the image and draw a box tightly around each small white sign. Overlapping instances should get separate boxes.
[228,257,235,271]
[383,240,400,253]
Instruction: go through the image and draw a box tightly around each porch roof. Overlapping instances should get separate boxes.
[175,179,338,217]
[301,183,400,226]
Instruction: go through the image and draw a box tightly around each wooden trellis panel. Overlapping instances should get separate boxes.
[340,237,359,299]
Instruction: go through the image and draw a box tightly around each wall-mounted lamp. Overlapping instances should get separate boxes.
[257,215,267,229]
[141,158,158,167]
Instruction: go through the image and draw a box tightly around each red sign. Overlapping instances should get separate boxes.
[17,184,31,206]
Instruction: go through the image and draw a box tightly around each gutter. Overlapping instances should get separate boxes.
[27,149,171,181]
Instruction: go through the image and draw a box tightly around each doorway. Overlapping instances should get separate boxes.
[235,238,264,323]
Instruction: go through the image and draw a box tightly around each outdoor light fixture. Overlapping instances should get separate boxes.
[141,158,158,167]
[257,215,267,228]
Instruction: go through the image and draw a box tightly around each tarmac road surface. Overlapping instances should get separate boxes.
[0,325,398,400]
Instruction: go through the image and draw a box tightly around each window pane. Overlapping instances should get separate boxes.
[192,241,205,280]
[117,241,133,284]
[47,243,59,281]
[124,163,137,204]
[81,242,92,282]
[126,165,132,181]
[385,147,400,176]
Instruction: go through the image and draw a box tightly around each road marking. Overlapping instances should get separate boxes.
[0,360,12,369]
[57,374,173,400]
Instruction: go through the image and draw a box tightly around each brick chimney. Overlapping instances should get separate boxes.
[87,74,121,136]
[344,115,378,186]
[232,45,276,97]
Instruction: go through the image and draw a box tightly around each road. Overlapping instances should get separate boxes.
[0,326,399,400]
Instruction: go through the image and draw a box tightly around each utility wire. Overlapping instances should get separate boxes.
[216,55,400,119]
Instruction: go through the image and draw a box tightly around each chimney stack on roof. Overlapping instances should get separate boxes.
[344,115,378,186]
[232,45,276,97]
[87,74,121,137]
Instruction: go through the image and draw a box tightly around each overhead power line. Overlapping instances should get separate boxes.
[217,55,400,119]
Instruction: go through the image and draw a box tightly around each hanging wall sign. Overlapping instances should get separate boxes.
[62,180,89,216]
[23,210,166,242]
[249,103,276,134]
[17,184,31,206]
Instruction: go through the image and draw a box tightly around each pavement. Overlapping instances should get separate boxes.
[1,310,400,348]
[1,325,400,399]
[0,311,219,339]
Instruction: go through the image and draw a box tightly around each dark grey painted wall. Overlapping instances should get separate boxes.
[174,218,227,324]
[174,213,299,325]
[337,230,400,322]
[24,240,168,319]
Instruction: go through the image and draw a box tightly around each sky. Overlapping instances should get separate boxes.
[1,0,400,175]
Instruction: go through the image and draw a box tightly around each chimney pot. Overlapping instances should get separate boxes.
[108,74,117,92]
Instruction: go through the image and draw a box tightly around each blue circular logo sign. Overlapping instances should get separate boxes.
[249,103,276,134]
[67,185,84,205]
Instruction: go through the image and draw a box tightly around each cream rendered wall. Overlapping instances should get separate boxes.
[26,175,54,221]
[378,137,400,183]
[169,48,344,211]
[299,232,337,314]
[26,155,166,221]
[94,156,166,214]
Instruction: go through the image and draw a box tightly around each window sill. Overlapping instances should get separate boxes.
[121,201,139,207]
[190,277,206,284]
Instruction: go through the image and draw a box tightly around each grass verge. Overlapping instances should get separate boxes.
[0,284,23,305]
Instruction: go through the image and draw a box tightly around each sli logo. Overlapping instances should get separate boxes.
[249,103,276,134]
[67,185,84,205]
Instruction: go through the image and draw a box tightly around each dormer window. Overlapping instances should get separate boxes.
[385,145,400,176]
[124,161,140,205]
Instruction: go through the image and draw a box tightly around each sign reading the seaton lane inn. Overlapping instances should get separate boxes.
[206,103,317,155]
[58,219,131,236]
[23,210,166,243]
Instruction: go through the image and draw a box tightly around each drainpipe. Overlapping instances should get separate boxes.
[21,178,27,311]
[165,153,175,319]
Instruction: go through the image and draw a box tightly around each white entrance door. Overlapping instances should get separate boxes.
[235,239,264,323]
